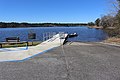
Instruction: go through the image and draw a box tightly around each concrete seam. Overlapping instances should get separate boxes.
[61,45,71,80]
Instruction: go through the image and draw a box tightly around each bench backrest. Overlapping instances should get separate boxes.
[6,37,20,42]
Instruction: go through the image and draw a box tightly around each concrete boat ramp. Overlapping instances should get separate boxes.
[0,33,68,62]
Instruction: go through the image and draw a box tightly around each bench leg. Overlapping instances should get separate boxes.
[0,44,2,48]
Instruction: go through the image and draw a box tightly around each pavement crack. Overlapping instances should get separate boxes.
[60,45,71,80]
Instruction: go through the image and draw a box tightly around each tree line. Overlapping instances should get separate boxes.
[100,0,120,37]
[88,0,120,37]
[0,22,87,28]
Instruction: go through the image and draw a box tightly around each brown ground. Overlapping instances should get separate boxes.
[88,26,103,29]
[104,37,120,44]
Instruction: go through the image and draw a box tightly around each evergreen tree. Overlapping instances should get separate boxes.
[95,18,100,26]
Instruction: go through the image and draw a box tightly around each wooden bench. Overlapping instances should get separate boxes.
[6,37,20,42]
[0,37,28,48]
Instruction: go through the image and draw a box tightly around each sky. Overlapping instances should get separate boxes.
[0,0,108,23]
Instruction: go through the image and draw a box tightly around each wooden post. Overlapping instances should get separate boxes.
[0,44,2,48]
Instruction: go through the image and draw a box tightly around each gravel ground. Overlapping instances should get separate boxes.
[0,42,120,80]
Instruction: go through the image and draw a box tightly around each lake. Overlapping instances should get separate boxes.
[0,26,107,42]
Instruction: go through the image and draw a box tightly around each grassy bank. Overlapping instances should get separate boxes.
[1,41,41,48]
[104,37,120,45]
[88,26,103,29]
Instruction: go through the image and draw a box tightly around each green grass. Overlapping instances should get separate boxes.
[2,41,42,48]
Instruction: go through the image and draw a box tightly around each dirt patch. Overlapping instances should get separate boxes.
[104,37,120,45]
[88,26,103,29]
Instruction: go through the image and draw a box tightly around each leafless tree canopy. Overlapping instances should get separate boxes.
[100,0,120,37]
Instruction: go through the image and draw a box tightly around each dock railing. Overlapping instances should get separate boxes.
[43,32,57,41]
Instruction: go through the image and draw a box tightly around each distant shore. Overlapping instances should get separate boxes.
[0,22,88,28]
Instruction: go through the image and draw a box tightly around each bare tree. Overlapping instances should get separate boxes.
[100,14,115,28]
[100,0,120,37]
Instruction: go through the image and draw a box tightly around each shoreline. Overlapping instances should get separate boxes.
[88,26,103,29]
[0,25,103,28]
[102,37,120,46]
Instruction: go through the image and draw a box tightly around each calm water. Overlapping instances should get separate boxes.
[0,26,107,42]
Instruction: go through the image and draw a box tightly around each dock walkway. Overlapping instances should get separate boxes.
[0,33,68,62]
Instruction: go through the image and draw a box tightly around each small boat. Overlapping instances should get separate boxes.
[68,33,78,38]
